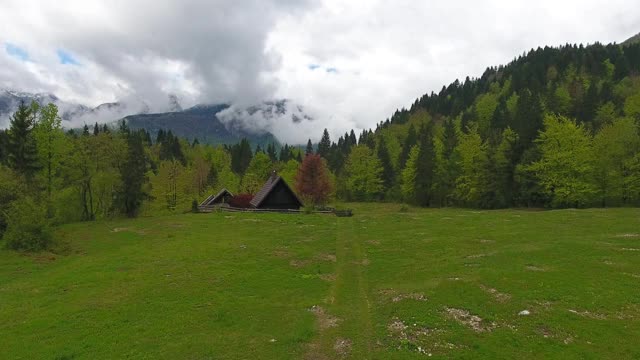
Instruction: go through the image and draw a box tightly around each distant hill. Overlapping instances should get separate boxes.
[622,32,640,46]
[124,104,280,147]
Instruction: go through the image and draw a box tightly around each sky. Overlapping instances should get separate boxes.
[0,0,638,143]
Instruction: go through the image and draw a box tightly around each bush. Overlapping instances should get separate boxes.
[191,199,199,213]
[229,194,253,208]
[3,197,53,252]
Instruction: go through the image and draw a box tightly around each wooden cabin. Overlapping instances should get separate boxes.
[250,172,303,210]
[200,188,234,208]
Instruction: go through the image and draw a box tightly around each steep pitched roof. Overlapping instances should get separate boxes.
[200,188,234,206]
[250,173,303,208]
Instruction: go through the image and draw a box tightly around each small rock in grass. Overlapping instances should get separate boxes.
[518,310,530,316]
[269,338,277,343]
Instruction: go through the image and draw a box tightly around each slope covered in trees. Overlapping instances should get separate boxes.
[309,40,640,208]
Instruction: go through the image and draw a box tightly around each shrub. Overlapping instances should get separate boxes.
[3,197,53,252]
[191,199,199,213]
[229,194,253,208]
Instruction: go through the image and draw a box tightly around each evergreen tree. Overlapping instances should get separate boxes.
[102,124,110,134]
[118,132,147,217]
[376,136,394,193]
[93,122,100,136]
[398,124,418,169]
[82,124,90,136]
[267,143,278,162]
[230,138,253,174]
[192,138,200,147]
[317,129,331,159]
[413,123,436,206]
[118,119,129,135]
[7,102,39,179]
[156,129,166,144]
[349,130,357,146]
[305,139,314,155]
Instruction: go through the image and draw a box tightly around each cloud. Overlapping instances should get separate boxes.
[0,0,639,141]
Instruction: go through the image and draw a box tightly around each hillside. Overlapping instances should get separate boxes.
[622,32,640,46]
[315,40,640,209]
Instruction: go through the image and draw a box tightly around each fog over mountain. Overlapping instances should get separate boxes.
[1,0,638,143]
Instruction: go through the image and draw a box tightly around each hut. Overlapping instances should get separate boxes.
[200,188,234,208]
[250,172,303,210]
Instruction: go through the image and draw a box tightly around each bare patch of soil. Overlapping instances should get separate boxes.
[333,338,352,357]
[445,308,496,332]
[309,305,341,330]
[480,285,511,303]
[352,258,370,266]
[392,293,428,303]
[290,259,312,268]
[272,249,291,258]
[568,309,607,320]
[316,253,337,262]
[318,273,336,282]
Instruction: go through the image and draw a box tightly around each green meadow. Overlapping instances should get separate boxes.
[1,205,639,359]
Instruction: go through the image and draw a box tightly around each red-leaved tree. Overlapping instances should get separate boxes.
[295,154,332,207]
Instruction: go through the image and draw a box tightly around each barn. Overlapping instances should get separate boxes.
[200,188,234,208]
[250,172,303,210]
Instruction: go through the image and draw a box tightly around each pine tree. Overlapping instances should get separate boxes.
[118,119,129,135]
[305,139,313,155]
[118,132,147,217]
[317,129,331,159]
[398,124,417,169]
[102,124,110,134]
[93,122,100,136]
[267,143,278,162]
[376,136,394,193]
[414,123,436,206]
[156,129,166,144]
[7,102,39,179]
[82,124,90,136]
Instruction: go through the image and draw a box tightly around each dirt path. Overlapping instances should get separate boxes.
[305,217,374,359]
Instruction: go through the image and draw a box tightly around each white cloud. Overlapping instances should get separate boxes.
[0,0,638,141]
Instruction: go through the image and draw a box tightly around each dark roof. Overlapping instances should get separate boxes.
[249,173,303,208]
[200,188,234,206]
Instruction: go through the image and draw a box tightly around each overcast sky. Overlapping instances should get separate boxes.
[1,0,638,142]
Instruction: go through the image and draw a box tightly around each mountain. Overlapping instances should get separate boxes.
[0,90,300,146]
[123,104,280,147]
[622,32,640,46]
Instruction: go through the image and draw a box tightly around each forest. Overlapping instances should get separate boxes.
[1,40,640,251]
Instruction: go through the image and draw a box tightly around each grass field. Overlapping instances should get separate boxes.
[1,204,639,359]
